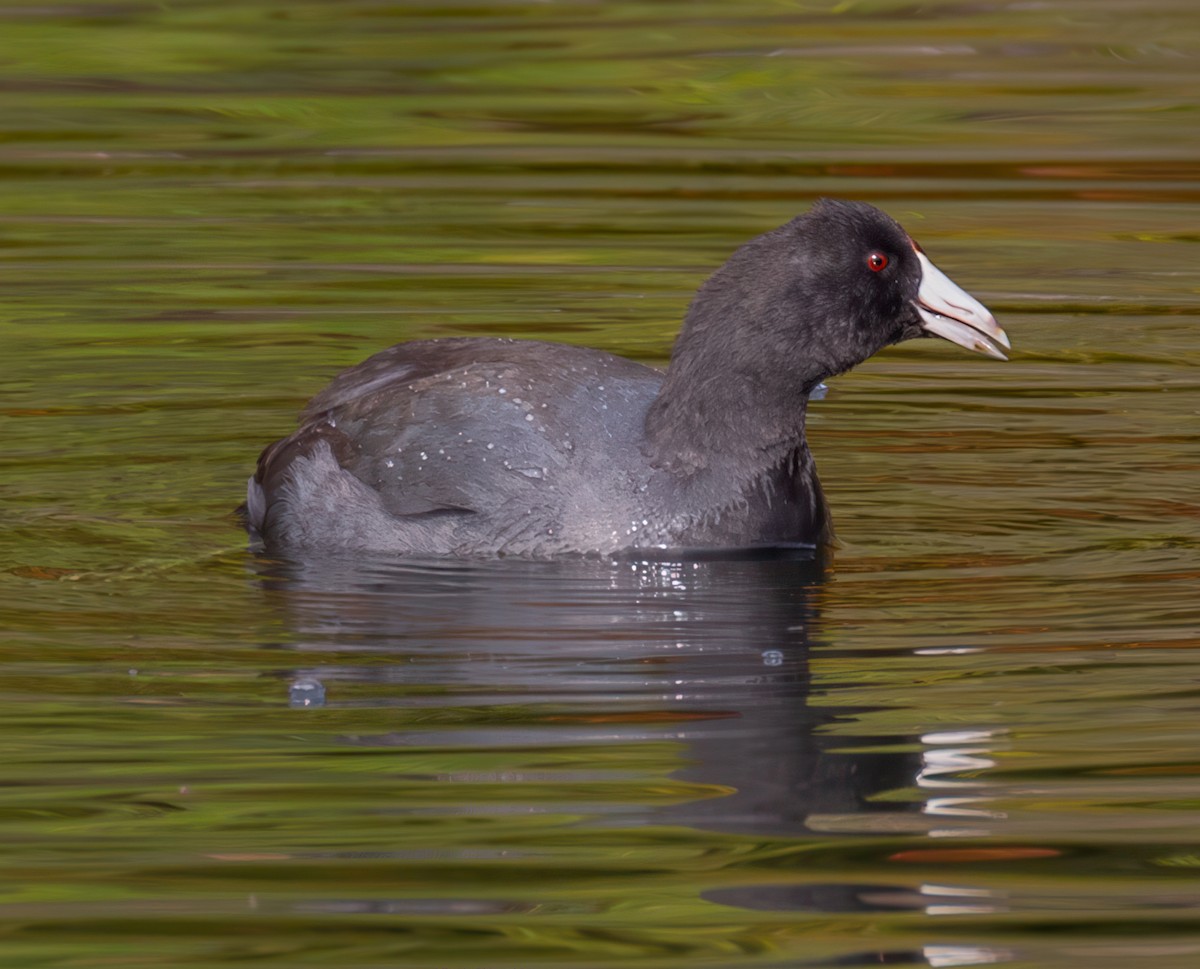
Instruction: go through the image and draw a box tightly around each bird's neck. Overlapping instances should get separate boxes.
[644,369,814,476]
[643,308,829,476]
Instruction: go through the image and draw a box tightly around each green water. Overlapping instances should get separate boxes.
[3,2,1200,967]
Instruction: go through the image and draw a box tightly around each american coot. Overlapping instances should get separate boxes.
[245,199,1008,557]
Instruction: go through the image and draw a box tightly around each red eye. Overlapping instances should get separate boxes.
[867,251,889,272]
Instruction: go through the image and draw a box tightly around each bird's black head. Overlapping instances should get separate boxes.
[647,198,1009,472]
[685,198,1009,387]
[778,197,926,371]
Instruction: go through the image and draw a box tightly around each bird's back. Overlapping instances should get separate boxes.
[248,339,671,555]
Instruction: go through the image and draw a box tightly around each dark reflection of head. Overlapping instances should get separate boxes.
[250,549,921,841]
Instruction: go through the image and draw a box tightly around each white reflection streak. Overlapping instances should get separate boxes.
[920,881,1004,916]
[918,728,1005,835]
[923,944,1013,967]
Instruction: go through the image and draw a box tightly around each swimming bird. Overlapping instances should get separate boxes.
[245,199,1008,557]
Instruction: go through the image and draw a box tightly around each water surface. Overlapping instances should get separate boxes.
[2,2,1199,967]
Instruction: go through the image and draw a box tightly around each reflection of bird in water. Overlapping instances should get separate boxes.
[251,550,1013,955]
[254,552,923,841]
